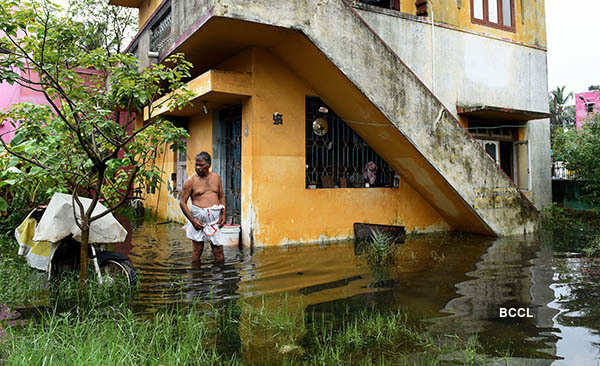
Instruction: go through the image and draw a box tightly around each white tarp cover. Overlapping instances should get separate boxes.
[15,210,57,271]
[32,193,127,244]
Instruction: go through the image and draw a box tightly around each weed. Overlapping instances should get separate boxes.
[367,229,396,265]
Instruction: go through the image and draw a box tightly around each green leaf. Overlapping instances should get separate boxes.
[0,197,8,211]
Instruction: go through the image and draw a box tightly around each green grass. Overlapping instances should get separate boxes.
[2,292,494,366]
[3,305,240,365]
[0,232,48,308]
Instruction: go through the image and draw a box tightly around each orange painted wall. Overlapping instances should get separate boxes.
[244,48,449,245]
[143,112,213,222]
[138,0,162,28]
[145,47,451,245]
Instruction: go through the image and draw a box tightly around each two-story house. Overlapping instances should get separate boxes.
[109,0,550,245]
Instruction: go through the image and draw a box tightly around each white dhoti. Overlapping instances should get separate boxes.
[184,204,224,246]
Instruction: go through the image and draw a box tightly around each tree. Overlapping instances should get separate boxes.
[549,86,574,128]
[66,0,136,55]
[553,114,600,207]
[0,0,194,288]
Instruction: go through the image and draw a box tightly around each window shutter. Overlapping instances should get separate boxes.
[176,142,187,192]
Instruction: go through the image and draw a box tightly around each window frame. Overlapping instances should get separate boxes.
[470,0,516,33]
[305,96,398,189]
[586,102,595,113]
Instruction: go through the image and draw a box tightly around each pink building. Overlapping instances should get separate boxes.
[0,68,118,143]
[0,68,49,143]
[575,90,600,129]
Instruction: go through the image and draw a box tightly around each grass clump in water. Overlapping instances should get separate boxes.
[301,307,486,365]
[367,230,397,265]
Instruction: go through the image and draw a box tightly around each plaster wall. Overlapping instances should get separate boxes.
[144,47,451,246]
[526,118,551,208]
[356,8,548,114]
[0,70,49,142]
[356,8,550,208]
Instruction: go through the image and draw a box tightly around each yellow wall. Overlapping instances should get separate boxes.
[138,0,162,28]
[400,0,546,48]
[143,112,213,222]
[145,47,451,245]
[243,48,449,245]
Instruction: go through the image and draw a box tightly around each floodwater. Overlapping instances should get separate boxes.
[122,222,600,365]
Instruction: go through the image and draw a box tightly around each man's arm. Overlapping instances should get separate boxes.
[217,174,226,227]
[180,178,203,230]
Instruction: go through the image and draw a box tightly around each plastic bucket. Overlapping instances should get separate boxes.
[220,224,240,246]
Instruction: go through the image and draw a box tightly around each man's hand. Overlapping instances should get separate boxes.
[192,219,204,231]
[218,213,226,228]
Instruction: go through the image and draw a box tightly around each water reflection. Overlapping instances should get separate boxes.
[124,223,600,364]
[128,223,247,310]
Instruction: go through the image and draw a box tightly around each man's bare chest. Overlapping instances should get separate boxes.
[191,175,218,196]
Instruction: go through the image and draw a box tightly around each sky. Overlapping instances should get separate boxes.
[546,0,600,97]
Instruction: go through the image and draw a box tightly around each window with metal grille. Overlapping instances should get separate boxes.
[150,6,172,55]
[305,96,397,189]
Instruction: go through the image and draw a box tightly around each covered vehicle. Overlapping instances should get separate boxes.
[15,193,136,286]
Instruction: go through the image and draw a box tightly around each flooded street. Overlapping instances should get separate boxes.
[124,222,600,365]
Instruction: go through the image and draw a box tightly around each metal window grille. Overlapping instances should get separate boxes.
[150,8,172,55]
[305,96,395,188]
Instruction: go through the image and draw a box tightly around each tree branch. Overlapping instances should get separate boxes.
[0,136,49,170]
[91,165,139,222]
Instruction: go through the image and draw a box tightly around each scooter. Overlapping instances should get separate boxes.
[16,205,137,288]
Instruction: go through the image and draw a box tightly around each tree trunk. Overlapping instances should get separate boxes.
[79,220,90,292]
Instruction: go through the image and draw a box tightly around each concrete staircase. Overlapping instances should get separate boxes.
[202,0,539,236]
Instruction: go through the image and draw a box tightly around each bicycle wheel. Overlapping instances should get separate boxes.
[100,259,138,288]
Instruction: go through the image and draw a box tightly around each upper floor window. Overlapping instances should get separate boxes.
[471,0,515,32]
[150,6,172,55]
[586,103,595,113]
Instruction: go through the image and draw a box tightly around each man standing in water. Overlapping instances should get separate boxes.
[180,152,226,263]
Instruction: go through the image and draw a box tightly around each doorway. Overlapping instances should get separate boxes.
[215,105,242,224]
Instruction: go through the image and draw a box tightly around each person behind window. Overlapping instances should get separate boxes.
[364,161,379,187]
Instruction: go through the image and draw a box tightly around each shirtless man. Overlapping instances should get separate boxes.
[180,152,226,263]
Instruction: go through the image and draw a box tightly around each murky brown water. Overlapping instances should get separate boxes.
[124,222,600,365]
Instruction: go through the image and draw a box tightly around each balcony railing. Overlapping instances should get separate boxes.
[150,7,172,55]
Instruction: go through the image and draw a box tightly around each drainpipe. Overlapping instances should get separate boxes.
[429,0,435,93]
